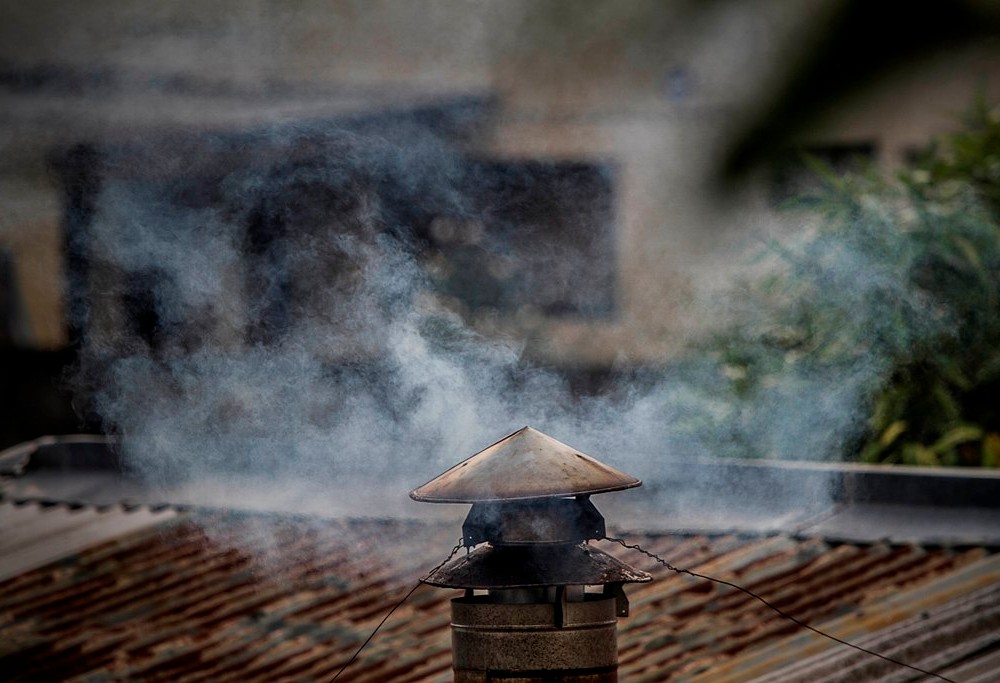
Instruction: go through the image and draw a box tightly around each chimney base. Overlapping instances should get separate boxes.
[455,669,617,682]
[451,594,618,682]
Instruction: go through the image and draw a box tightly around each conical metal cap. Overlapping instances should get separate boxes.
[410,426,641,503]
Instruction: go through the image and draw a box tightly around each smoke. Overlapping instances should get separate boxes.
[77,121,597,490]
[70,115,953,534]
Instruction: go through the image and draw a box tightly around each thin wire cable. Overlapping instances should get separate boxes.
[603,536,957,683]
[330,539,463,682]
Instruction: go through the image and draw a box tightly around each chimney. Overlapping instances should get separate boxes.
[411,427,650,682]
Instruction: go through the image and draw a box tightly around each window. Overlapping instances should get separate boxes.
[430,160,617,317]
[56,114,619,358]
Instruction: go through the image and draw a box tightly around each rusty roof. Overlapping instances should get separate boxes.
[4,438,1000,681]
[410,426,641,503]
[0,500,175,582]
[1,501,998,682]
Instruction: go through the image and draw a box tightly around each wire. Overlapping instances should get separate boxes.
[330,539,463,682]
[603,536,957,683]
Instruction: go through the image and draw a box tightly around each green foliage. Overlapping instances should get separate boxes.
[710,100,1000,466]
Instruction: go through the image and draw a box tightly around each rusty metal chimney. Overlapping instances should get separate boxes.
[411,426,650,682]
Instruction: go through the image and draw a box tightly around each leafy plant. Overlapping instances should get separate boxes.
[705,100,1000,466]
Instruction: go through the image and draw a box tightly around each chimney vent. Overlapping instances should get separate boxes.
[411,426,649,682]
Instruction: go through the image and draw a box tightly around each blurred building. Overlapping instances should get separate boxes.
[1,0,999,443]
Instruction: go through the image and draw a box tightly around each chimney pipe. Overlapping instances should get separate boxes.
[411,427,650,682]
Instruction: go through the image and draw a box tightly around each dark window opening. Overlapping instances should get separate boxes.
[55,114,619,361]
[432,160,617,317]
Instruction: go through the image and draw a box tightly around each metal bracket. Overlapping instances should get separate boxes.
[555,585,567,627]
[609,583,629,617]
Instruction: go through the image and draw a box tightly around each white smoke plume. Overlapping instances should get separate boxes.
[68,113,951,532]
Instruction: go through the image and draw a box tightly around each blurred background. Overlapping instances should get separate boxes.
[1,0,999,470]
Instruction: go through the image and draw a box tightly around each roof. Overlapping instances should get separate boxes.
[2,436,1000,681]
[1,503,997,682]
[0,499,174,582]
[409,426,642,503]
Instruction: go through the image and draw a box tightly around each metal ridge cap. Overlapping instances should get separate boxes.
[0,434,117,476]
[1,494,189,514]
[641,456,1000,509]
[665,455,1000,479]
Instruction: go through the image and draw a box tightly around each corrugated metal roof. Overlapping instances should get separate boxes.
[736,578,1000,683]
[0,500,175,582]
[1,502,997,682]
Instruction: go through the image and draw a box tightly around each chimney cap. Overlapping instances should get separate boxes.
[410,426,641,503]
